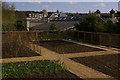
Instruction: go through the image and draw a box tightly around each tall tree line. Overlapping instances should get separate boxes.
[2,3,26,31]
[75,11,120,34]
[2,3,17,31]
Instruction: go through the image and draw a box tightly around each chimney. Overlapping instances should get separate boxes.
[110,9,115,19]
[95,9,101,17]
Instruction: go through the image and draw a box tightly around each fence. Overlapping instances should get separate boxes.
[66,31,120,48]
[2,31,120,58]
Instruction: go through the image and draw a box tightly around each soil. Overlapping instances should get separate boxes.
[19,71,82,80]
[70,54,120,79]
[2,46,40,59]
[37,40,105,54]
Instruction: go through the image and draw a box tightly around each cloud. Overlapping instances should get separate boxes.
[68,1,76,4]
[42,5,57,11]
[21,3,25,6]
[48,0,52,2]
[94,3,105,7]
[28,2,40,4]
[42,5,49,9]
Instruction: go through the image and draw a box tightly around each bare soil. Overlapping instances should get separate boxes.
[38,40,105,54]
[19,71,82,79]
[70,54,120,79]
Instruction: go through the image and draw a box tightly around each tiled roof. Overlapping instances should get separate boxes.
[32,21,78,31]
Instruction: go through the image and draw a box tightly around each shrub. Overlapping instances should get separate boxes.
[49,23,60,31]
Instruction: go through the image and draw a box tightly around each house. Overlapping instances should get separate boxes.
[95,9,119,23]
[59,12,68,17]
[46,11,68,21]
[95,9,101,17]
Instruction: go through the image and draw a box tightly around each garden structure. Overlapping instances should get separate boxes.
[1,31,119,79]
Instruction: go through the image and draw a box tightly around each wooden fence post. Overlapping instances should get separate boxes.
[78,31,79,41]
[99,34,101,45]
[91,32,93,43]
[36,32,38,41]
[84,32,86,41]
[57,31,59,40]
[46,31,49,40]
[109,34,111,47]
[72,31,74,40]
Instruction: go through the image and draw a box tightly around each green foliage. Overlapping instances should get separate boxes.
[75,11,120,34]
[38,35,47,41]
[76,11,101,32]
[15,20,26,31]
[49,23,60,31]
[104,20,117,33]
[65,12,80,16]
[2,3,17,31]
[2,60,66,78]
[41,9,47,13]
[95,22,106,32]
[29,27,34,31]
[116,22,120,34]
[65,13,74,16]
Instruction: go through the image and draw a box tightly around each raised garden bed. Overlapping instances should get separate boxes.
[2,45,40,59]
[2,60,82,79]
[36,40,105,54]
[70,54,120,79]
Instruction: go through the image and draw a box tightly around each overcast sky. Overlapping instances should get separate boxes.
[8,2,118,13]
[3,0,120,2]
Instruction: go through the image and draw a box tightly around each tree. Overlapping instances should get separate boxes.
[49,23,60,31]
[15,20,26,31]
[57,10,59,13]
[104,20,117,33]
[95,22,106,32]
[41,9,47,13]
[75,11,102,32]
[116,22,120,34]
[75,10,120,34]
[2,3,17,31]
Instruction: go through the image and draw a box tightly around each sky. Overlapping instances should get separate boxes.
[7,2,119,13]
[2,0,120,2]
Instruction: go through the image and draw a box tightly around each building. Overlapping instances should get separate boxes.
[110,9,115,19]
[118,1,120,11]
[95,9,101,17]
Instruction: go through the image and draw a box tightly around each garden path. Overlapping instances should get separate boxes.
[1,41,118,79]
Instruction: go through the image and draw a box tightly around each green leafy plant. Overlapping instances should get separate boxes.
[2,60,66,78]
[38,35,47,41]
